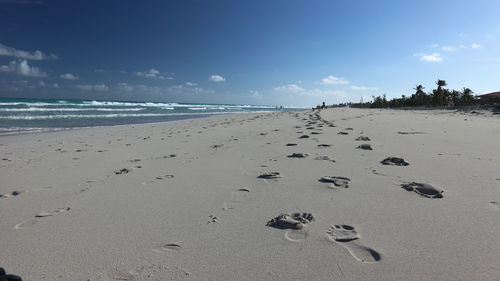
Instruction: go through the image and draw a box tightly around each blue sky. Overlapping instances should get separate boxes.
[1,0,499,107]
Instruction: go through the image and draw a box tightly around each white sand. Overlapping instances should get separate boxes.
[0,108,499,281]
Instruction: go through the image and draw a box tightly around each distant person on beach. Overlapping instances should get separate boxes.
[322,102,326,109]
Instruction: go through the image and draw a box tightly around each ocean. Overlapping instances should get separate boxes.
[0,98,300,136]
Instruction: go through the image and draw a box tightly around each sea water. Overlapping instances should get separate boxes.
[0,98,299,136]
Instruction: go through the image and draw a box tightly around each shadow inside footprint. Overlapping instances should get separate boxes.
[319,176,351,188]
[257,172,282,179]
[401,182,443,198]
[287,153,308,158]
[327,224,381,263]
[355,136,371,141]
[266,213,314,230]
[381,157,409,166]
[357,144,373,150]
[153,243,181,254]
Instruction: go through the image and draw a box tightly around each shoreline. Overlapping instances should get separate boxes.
[1,108,499,281]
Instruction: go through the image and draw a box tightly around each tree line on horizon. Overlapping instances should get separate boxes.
[337,80,477,108]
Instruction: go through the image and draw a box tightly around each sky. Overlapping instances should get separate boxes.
[1,0,499,107]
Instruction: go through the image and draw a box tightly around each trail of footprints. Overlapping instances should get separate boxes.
[260,110,451,264]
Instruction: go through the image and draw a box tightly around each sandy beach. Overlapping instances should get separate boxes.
[0,108,499,281]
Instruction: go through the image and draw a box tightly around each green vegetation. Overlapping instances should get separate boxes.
[345,80,477,108]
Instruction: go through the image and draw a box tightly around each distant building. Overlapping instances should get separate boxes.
[477,91,500,103]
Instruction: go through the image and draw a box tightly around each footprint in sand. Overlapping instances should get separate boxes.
[0,190,25,198]
[207,214,219,224]
[223,188,250,210]
[401,182,443,198]
[320,176,351,188]
[317,144,332,148]
[286,143,298,146]
[489,201,500,209]
[355,136,371,141]
[114,168,131,175]
[357,144,373,150]
[327,224,381,263]
[267,213,314,242]
[156,174,174,180]
[287,153,308,158]
[315,156,336,162]
[1,186,52,199]
[257,172,282,179]
[381,157,409,166]
[298,135,309,139]
[152,243,182,254]
[15,207,70,229]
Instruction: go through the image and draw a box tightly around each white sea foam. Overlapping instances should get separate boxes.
[0,108,145,112]
[0,111,260,120]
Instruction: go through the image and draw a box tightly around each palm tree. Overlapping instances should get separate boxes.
[460,87,474,105]
[414,85,426,105]
[433,79,447,106]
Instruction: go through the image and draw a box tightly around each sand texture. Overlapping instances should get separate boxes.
[1,108,499,281]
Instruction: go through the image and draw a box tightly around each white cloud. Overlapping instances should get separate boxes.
[441,45,456,51]
[209,74,226,82]
[0,59,47,77]
[350,85,379,91]
[76,84,109,91]
[60,73,79,80]
[135,68,173,80]
[52,83,59,88]
[185,82,197,86]
[316,75,349,85]
[459,44,468,49]
[0,42,57,60]
[168,84,214,94]
[249,90,262,99]
[38,81,45,87]
[414,53,443,62]
[471,43,482,49]
[430,44,440,48]
[273,83,347,100]
[274,84,305,93]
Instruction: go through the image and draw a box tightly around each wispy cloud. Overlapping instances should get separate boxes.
[274,83,347,100]
[60,73,79,80]
[135,68,173,80]
[274,84,304,93]
[209,74,226,82]
[185,82,197,86]
[76,84,109,91]
[0,59,47,77]
[249,90,262,99]
[471,43,482,49]
[350,85,379,91]
[441,45,456,52]
[0,42,57,60]
[168,84,214,94]
[414,53,443,62]
[316,75,349,85]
